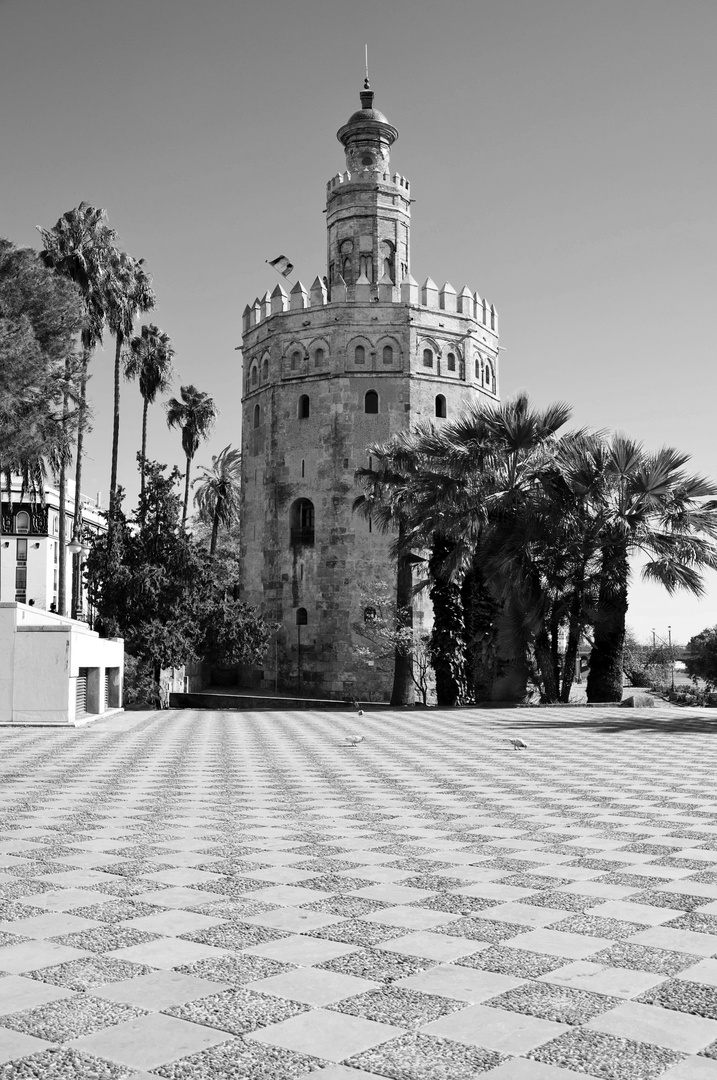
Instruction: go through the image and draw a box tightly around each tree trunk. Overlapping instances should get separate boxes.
[109,331,123,520]
[428,536,469,706]
[461,558,499,702]
[139,396,149,520]
[586,543,629,703]
[210,502,220,556]
[182,455,191,527]
[491,593,532,702]
[390,522,414,705]
[534,626,559,703]
[72,355,89,539]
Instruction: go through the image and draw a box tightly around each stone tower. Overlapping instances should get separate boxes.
[239,80,500,701]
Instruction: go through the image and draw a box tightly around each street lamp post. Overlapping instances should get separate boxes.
[668,625,675,691]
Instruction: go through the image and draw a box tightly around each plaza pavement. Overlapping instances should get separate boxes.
[0,704,717,1079]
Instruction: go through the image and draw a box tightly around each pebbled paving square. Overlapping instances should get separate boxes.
[0,703,716,1078]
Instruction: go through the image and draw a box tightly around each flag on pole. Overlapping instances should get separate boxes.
[267,255,294,277]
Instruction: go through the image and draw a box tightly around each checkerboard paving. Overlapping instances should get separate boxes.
[0,705,716,1078]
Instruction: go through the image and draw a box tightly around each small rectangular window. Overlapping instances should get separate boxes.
[17,539,27,563]
[15,566,27,598]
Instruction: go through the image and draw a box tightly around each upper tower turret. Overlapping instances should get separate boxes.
[326,79,411,290]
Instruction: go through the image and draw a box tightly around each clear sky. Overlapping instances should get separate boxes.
[1,0,715,644]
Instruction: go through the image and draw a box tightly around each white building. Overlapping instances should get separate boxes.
[0,478,106,618]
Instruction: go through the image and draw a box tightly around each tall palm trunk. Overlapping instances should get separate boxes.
[139,396,149,518]
[210,497,222,556]
[587,542,629,702]
[391,519,414,705]
[72,352,90,537]
[428,537,470,706]
[534,626,559,702]
[182,455,192,527]
[109,331,123,520]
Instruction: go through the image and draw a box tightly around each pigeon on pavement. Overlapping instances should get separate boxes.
[508,738,527,750]
[345,735,364,746]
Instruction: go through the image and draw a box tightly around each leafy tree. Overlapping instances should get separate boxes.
[352,581,433,705]
[125,323,174,512]
[0,239,83,475]
[166,385,217,526]
[685,626,717,689]
[193,445,241,555]
[85,458,271,693]
[0,239,85,611]
[106,251,155,518]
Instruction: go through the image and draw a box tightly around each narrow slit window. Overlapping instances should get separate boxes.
[435,394,447,418]
[298,394,310,419]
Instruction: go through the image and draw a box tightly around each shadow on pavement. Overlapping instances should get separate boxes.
[466,712,717,735]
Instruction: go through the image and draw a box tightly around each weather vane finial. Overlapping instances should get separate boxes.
[364,44,370,89]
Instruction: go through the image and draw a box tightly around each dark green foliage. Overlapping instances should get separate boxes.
[428,537,471,706]
[0,239,84,473]
[685,625,717,689]
[85,459,271,685]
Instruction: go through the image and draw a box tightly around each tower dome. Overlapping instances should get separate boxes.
[336,79,398,175]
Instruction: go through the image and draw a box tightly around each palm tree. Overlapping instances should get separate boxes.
[166,385,217,526]
[38,203,117,614]
[193,445,241,555]
[585,437,717,702]
[106,252,155,519]
[381,393,574,703]
[125,324,174,511]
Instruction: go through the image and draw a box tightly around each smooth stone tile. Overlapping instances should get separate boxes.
[121,910,224,936]
[477,903,568,928]
[422,1002,569,1054]
[243,935,359,966]
[660,1058,717,1078]
[21,888,115,912]
[94,969,231,1009]
[505,929,612,959]
[246,1007,402,1062]
[107,937,230,969]
[349,884,435,904]
[585,899,684,925]
[359,906,459,931]
[396,963,524,1002]
[0,912,100,938]
[538,960,667,998]
[297,1066,385,1080]
[628,927,717,957]
[0,940,89,973]
[249,967,378,1006]
[676,958,717,986]
[70,1013,232,1070]
[242,908,346,933]
[241,885,334,906]
[380,932,489,963]
[141,868,223,886]
[455,883,535,902]
[0,973,76,1014]
[133,887,226,908]
[585,1000,717,1053]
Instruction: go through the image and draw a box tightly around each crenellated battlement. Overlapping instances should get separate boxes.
[242,276,497,336]
[326,169,410,193]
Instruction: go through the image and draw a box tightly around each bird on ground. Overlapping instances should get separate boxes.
[357,708,364,717]
[345,735,364,746]
[508,738,528,750]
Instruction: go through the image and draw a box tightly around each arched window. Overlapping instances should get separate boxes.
[475,358,481,380]
[298,394,310,419]
[250,364,258,387]
[364,606,377,623]
[423,348,433,368]
[261,357,269,382]
[354,345,365,365]
[290,499,314,547]
[485,364,494,391]
[364,390,379,414]
[435,395,447,418]
[290,350,302,370]
[382,344,393,365]
[253,403,260,429]
[15,511,30,535]
[296,607,308,626]
[314,347,324,367]
[447,352,456,372]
